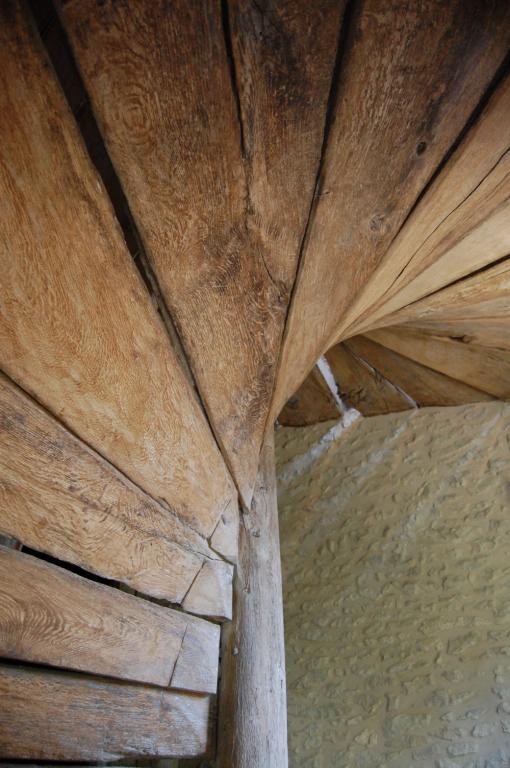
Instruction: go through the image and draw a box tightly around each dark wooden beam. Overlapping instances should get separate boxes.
[279,366,341,426]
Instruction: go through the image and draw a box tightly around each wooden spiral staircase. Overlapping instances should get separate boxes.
[0,1,509,765]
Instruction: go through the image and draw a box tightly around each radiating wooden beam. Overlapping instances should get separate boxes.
[228,0,347,290]
[0,2,235,538]
[210,501,240,564]
[366,257,510,330]
[342,75,510,338]
[217,431,288,767]
[326,344,413,416]
[0,665,212,761]
[402,318,510,352]
[0,547,219,693]
[183,559,234,623]
[60,0,343,508]
[0,372,227,608]
[367,327,510,399]
[345,336,494,407]
[269,0,510,420]
[279,366,341,426]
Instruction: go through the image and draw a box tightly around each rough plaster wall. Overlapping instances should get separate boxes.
[275,403,510,768]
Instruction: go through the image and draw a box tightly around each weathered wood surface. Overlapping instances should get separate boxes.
[0,1,235,537]
[326,344,413,416]
[343,74,510,338]
[0,546,219,692]
[0,665,212,761]
[371,258,510,329]
[345,336,494,408]
[60,0,342,508]
[0,373,227,608]
[402,318,510,352]
[279,366,341,426]
[210,500,240,564]
[183,559,234,623]
[217,431,288,767]
[270,1,510,420]
[228,0,346,289]
[367,328,510,400]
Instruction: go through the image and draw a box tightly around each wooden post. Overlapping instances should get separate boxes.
[217,430,288,767]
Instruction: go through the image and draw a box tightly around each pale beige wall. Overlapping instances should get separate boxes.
[276,403,510,768]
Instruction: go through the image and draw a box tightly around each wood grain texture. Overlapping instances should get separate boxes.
[0,665,212,761]
[279,366,341,426]
[0,1,235,537]
[217,431,288,767]
[402,318,510,352]
[367,327,510,400]
[345,336,494,408]
[372,258,510,329]
[228,0,346,289]
[270,0,510,420]
[0,372,224,607]
[210,501,240,564]
[183,559,234,622]
[326,344,414,416]
[60,0,342,508]
[343,73,510,338]
[0,546,219,693]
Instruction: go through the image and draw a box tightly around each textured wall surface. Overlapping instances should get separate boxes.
[276,403,510,768]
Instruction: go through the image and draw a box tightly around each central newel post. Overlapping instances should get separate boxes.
[217,429,288,767]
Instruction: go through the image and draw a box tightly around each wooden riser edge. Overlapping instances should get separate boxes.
[0,664,214,762]
[0,371,233,620]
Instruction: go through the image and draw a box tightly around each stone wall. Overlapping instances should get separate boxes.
[275,403,510,768]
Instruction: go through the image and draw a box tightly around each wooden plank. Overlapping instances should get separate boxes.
[0,665,211,761]
[326,344,413,417]
[60,0,343,509]
[279,366,341,426]
[217,431,288,768]
[367,327,510,399]
[359,187,510,331]
[369,257,510,329]
[402,318,510,351]
[269,1,510,420]
[345,336,494,407]
[0,546,219,693]
[183,559,233,623]
[343,74,510,338]
[228,0,346,289]
[0,372,226,609]
[0,1,235,538]
[210,499,240,564]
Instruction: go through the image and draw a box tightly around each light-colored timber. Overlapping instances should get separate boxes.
[210,500,240,564]
[0,373,223,608]
[402,318,510,352]
[217,430,288,767]
[343,75,510,338]
[367,327,510,400]
[0,665,212,761]
[345,336,494,408]
[1,1,510,764]
[270,0,510,419]
[60,0,342,509]
[183,559,234,623]
[368,258,510,330]
[279,366,341,426]
[0,546,219,692]
[0,1,235,538]
[326,344,413,416]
